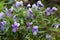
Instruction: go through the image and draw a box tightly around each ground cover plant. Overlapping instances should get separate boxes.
[0,0,60,40]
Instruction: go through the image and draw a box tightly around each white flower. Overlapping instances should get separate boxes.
[27,4,31,7]
[52,7,58,11]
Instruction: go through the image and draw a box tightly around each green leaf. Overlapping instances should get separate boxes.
[39,31,46,33]
[0,1,4,11]
[5,26,10,33]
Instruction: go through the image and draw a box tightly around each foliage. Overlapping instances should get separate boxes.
[0,0,60,40]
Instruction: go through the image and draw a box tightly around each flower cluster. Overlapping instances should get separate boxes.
[0,0,59,40]
[45,7,58,16]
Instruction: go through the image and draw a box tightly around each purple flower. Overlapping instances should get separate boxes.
[15,1,23,8]
[12,22,20,32]
[13,15,17,22]
[0,21,6,31]
[45,7,52,12]
[37,1,44,7]
[45,34,52,40]
[9,6,14,12]
[0,26,4,31]
[32,26,38,36]
[52,7,58,11]
[45,7,58,16]
[7,12,12,16]
[54,24,59,29]
[27,22,33,29]
[29,8,33,14]
[0,21,6,26]
[7,6,13,16]
[30,15,34,19]
[32,4,38,9]
[45,7,52,16]
[28,8,34,19]
[0,12,5,19]
[45,12,50,16]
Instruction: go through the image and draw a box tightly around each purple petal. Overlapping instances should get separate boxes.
[0,12,5,19]
[37,1,44,7]
[1,26,4,31]
[32,26,38,32]
[9,6,13,12]
[12,28,17,32]
[33,31,37,36]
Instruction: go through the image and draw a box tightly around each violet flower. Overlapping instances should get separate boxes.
[37,1,44,7]
[32,4,38,9]
[7,6,14,16]
[27,22,33,29]
[46,34,52,40]
[0,12,5,19]
[13,15,17,22]
[45,7,52,12]
[45,7,52,16]
[0,26,4,31]
[15,1,23,8]
[0,21,6,31]
[7,12,12,16]
[12,22,20,32]
[32,26,38,36]
[29,8,33,14]
[45,7,58,16]
[28,8,34,19]
[30,15,34,19]
[4,7,12,17]
[9,6,14,13]
[54,24,59,29]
